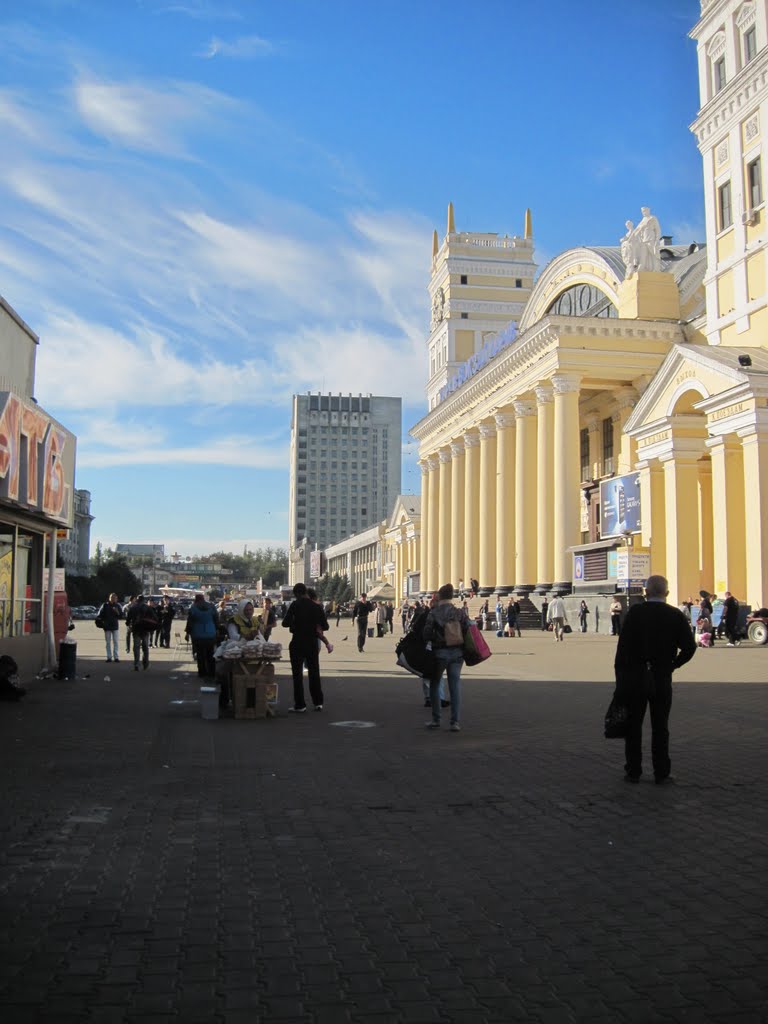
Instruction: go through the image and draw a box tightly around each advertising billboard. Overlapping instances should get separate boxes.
[600,472,641,538]
[309,550,325,579]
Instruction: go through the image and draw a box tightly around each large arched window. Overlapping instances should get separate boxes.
[546,283,617,318]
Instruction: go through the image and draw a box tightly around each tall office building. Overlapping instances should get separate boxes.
[288,393,402,565]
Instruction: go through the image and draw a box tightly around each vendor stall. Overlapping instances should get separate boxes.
[214,636,282,719]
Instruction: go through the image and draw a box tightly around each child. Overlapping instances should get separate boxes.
[696,610,713,648]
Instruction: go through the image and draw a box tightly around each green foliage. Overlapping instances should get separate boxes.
[66,553,141,606]
[208,548,288,587]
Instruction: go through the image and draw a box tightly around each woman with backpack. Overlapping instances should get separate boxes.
[423,584,469,732]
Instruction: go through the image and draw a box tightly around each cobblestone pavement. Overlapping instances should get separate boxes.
[1,624,766,1023]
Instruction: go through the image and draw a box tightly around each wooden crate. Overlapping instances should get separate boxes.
[232,661,276,719]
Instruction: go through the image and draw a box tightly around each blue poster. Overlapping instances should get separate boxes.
[600,472,641,538]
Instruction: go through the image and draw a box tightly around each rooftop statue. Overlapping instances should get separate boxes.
[621,207,662,279]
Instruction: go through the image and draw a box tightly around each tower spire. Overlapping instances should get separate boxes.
[524,208,533,240]
[432,229,439,258]
[447,201,455,234]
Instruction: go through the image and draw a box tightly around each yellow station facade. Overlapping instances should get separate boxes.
[407,0,768,612]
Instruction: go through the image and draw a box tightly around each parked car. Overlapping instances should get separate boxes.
[746,609,768,645]
[70,605,98,620]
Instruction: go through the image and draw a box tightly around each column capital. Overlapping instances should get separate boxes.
[551,373,582,395]
[585,413,600,432]
[419,459,430,476]
[494,409,516,430]
[426,454,440,471]
[513,399,536,419]
[438,448,452,464]
[534,384,554,406]
[705,435,741,452]
[478,421,497,440]
[463,430,481,448]
[450,438,466,457]
[615,387,639,412]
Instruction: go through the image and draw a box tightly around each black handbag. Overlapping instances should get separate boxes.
[604,693,630,738]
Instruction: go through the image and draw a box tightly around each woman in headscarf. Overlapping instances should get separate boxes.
[228,599,262,641]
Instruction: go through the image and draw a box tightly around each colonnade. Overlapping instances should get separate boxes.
[637,423,768,608]
[419,373,583,595]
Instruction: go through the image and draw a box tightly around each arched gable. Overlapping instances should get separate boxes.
[520,248,623,332]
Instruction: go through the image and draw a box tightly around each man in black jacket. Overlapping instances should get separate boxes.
[282,583,329,713]
[614,575,696,784]
[351,593,374,652]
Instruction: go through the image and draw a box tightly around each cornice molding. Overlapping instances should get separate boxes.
[691,50,768,145]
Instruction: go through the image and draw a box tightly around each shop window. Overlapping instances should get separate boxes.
[718,180,733,230]
[0,528,43,637]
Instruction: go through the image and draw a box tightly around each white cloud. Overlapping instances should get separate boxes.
[78,436,288,469]
[200,34,274,59]
[73,75,239,155]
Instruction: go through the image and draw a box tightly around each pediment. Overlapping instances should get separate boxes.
[387,493,421,530]
[624,345,750,434]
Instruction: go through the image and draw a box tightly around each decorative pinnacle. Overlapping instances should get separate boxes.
[524,208,533,240]
[447,201,455,234]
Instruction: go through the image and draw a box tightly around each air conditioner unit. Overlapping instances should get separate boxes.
[742,208,758,226]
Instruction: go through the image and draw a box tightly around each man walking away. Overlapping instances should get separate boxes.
[352,593,374,652]
[614,574,696,785]
[540,598,549,631]
[282,582,329,712]
[185,593,219,681]
[126,595,158,671]
[722,591,741,646]
[547,594,567,641]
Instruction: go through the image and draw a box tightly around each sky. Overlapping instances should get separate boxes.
[0,0,705,559]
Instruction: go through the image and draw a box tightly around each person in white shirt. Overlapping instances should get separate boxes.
[547,595,568,642]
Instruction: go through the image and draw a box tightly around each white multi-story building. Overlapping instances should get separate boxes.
[58,489,93,577]
[288,393,402,583]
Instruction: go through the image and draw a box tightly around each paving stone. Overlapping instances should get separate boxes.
[1,638,766,1023]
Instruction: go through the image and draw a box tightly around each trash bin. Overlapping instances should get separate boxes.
[58,640,77,679]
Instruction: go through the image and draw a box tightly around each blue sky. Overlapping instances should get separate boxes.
[0,0,704,559]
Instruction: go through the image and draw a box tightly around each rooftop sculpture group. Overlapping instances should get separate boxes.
[620,207,662,279]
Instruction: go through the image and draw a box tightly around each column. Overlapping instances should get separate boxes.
[708,435,747,599]
[426,455,440,594]
[494,410,516,593]
[615,388,639,474]
[740,427,768,608]
[463,431,481,587]
[478,421,498,594]
[514,401,537,591]
[638,459,666,577]
[418,460,430,595]
[698,458,714,596]
[437,449,452,588]
[662,450,703,605]
[535,384,554,591]
[552,374,582,591]
[450,439,466,590]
